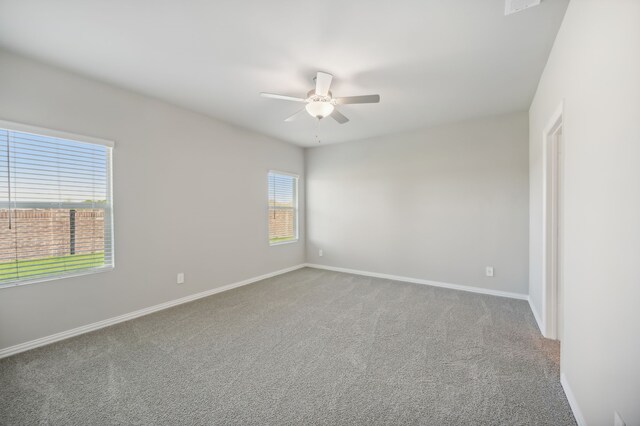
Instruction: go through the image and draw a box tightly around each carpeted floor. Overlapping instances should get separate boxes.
[0,267,576,425]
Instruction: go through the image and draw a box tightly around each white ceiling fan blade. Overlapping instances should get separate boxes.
[315,72,333,96]
[284,108,307,122]
[330,109,349,124]
[335,94,380,104]
[260,92,306,102]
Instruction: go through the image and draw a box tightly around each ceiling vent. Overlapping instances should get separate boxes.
[505,0,541,15]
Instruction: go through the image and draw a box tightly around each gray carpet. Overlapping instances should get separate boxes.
[0,267,576,425]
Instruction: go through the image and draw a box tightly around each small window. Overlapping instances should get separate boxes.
[268,171,298,245]
[0,122,114,287]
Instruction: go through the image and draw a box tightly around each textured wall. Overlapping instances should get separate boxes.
[0,50,305,350]
[306,112,529,295]
[529,1,640,424]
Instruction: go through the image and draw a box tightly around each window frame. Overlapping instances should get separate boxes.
[267,170,299,246]
[0,119,115,289]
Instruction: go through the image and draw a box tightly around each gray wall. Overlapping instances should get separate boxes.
[0,50,305,351]
[306,112,529,295]
[529,1,640,424]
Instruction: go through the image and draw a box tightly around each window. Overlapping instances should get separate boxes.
[268,171,298,245]
[0,121,114,287]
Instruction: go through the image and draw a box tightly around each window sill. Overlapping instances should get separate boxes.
[0,266,114,290]
[269,239,299,246]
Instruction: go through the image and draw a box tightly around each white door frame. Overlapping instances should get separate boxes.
[542,101,564,340]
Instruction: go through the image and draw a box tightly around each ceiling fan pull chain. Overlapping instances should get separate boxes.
[315,117,321,144]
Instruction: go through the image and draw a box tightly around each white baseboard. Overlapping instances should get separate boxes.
[0,264,306,359]
[304,263,528,300]
[528,296,545,334]
[561,373,587,426]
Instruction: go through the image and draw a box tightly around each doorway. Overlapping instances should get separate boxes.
[543,104,564,341]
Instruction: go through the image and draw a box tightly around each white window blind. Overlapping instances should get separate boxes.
[0,124,114,287]
[268,171,298,245]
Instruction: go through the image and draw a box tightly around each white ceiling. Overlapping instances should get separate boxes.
[0,0,568,147]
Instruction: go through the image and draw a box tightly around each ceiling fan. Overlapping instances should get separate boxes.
[260,71,380,124]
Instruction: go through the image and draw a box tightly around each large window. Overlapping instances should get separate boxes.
[268,171,298,245]
[0,122,114,287]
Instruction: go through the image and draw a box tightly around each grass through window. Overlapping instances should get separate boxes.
[0,252,105,282]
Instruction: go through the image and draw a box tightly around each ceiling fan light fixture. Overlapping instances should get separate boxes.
[305,101,334,119]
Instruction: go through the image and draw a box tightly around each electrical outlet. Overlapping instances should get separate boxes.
[486,267,494,277]
[614,412,626,426]
[177,273,185,284]
[319,249,323,257]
